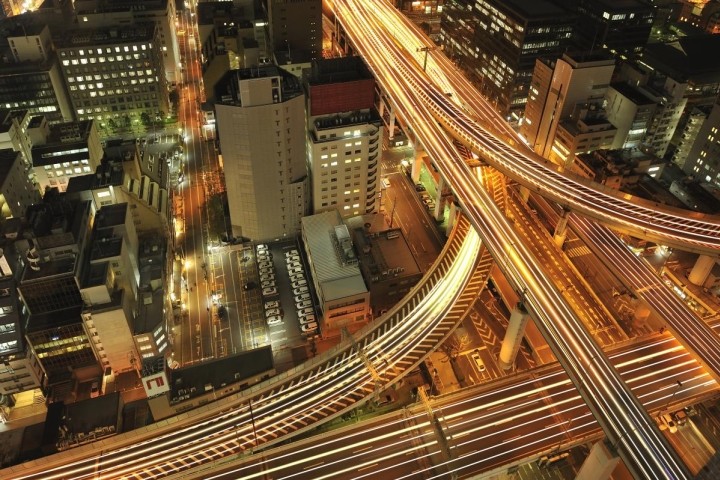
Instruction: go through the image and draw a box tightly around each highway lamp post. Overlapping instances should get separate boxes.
[664,380,683,412]
[416,46,434,73]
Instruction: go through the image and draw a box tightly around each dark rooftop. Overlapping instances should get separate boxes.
[502,0,570,18]
[642,35,720,84]
[610,82,655,105]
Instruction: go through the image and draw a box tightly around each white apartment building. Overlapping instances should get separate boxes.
[683,97,720,187]
[215,66,309,241]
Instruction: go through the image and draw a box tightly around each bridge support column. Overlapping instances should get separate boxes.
[688,254,717,287]
[411,145,423,181]
[388,111,396,141]
[446,201,460,232]
[433,176,446,220]
[518,185,530,202]
[498,303,529,370]
[553,208,570,248]
[574,441,620,480]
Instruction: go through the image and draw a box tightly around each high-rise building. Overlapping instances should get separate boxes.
[605,82,657,149]
[215,65,309,240]
[30,119,103,194]
[74,0,181,85]
[521,52,616,158]
[561,0,655,55]
[0,149,40,218]
[306,58,383,218]
[683,97,720,186]
[440,0,575,116]
[0,24,74,123]
[54,23,169,128]
[267,0,321,61]
[673,105,712,169]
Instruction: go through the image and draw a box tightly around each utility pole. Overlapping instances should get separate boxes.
[416,46,435,72]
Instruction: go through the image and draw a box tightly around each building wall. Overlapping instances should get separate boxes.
[605,85,656,149]
[268,0,321,59]
[0,150,41,218]
[309,120,382,218]
[673,106,710,169]
[684,98,720,186]
[56,25,169,127]
[83,307,137,374]
[217,86,308,241]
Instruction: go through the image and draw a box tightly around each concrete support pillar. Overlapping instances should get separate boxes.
[574,441,620,480]
[378,96,385,118]
[388,111,396,140]
[688,254,717,286]
[498,304,530,370]
[446,202,460,232]
[518,185,530,202]
[553,208,570,248]
[411,147,423,181]
[433,176,446,220]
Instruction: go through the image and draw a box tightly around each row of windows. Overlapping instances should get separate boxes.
[43,160,90,169]
[60,44,152,56]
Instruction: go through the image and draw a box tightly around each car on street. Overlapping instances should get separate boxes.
[293,286,308,295]
[301,322,318,333]
[262,287,278,297]
[298,307,314,316]
[285,249,298,257]
[266,315,282,326]
[90,381,100,398]
[295,293,311,302]
[296,299,312,309]
[243,281,256,290]
[291,279,307,288]
[659,414,678,433]
[264,300,279,309]
[265,308,282,317]
[471,349,486,372]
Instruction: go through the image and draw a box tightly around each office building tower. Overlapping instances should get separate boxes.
[267,0,321,61]
[674,105,712,169]
[683,97,720,186]
[562,0,655,55]
[30,119,103,194]
[521,52,616,158]
[0,149,40,218]
[0,24,74,123]
[55,23,169,129]
[74,0,181,85]
[306,58,383,218]
[215,65,309,240]
[605,82,657,149]
[440,0,575,117]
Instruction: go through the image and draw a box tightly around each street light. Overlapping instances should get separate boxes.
[416,46,435,73]
[664,380,682,412]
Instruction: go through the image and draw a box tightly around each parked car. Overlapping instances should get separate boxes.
[258,253,272,262]
[285,249,299,257]
[256,244,268,252]
[415,183,426,191]
[265,308,282,317]
[293,286,309,296]
[266,315,282,326]
[264,300,279,310]
[296,299,312,309]
[259,267,274,275]
[295,293,311,302]
[301,322,318,333]
[285,255,300,264]
[299,314,316,324]
[291,279,307,288]
[262,287,278,297]
[258,261,273,269]
[288,266,303,275]
[90,381,100,398]
[243,281,256,290]
[298,307,314,316]
[261,279,275,287]
[290,272,305,282]
[287,261,303,270]
[260,273,275,282]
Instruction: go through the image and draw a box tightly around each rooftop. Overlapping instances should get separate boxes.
[501,0,569,19]
[642,35,720,84]
[55,23,156,49]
